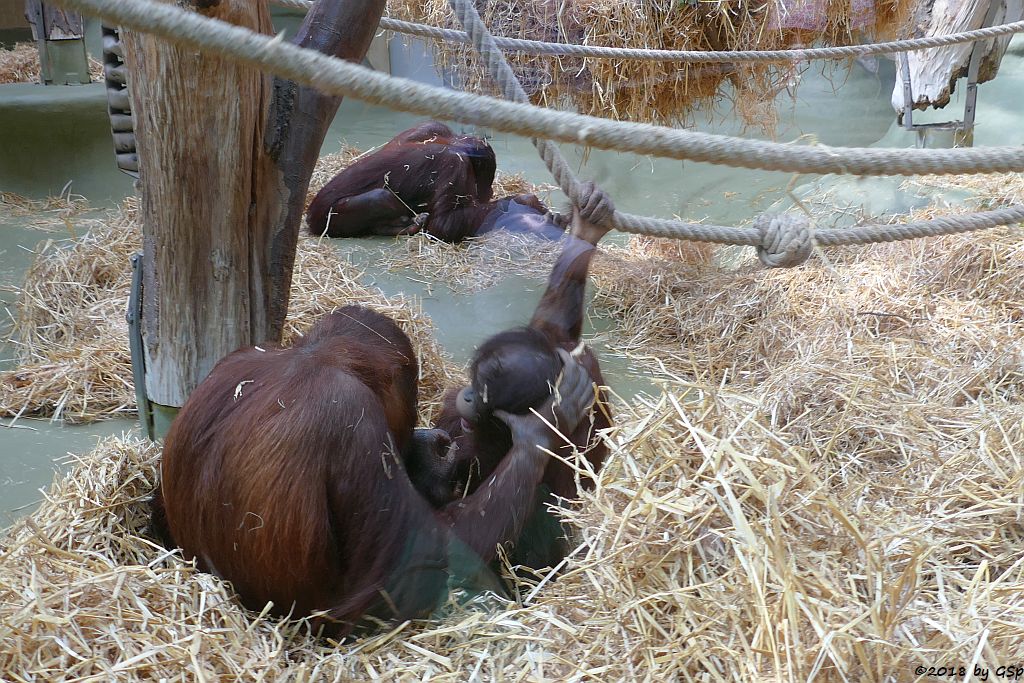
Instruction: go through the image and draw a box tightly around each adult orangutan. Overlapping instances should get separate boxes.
[306,120,567,242]
[155,304,596,636]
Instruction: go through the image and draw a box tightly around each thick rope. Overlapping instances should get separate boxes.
[618,205,1024,249]
[270,0,1024,65]
[381,17,1024,63]
[57,0,1024,266]
[449,0,584,210]
[447,0,1024,265]
[51,0,1024,178]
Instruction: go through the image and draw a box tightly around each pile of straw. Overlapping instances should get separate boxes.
[3,376,1023,678]
[386,0,913,128]
[4,170,1024,677]
[0,42,103,85]
[0,198,460,424]
[0,43,42,85]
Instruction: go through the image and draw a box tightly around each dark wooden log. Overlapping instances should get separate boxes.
[252,0,388,343]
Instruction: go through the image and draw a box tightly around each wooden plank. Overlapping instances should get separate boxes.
[41,3,83,39]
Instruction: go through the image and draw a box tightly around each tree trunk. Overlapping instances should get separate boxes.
[891,0,1023,112]
[252,0,388,343]
[122,0,385,415]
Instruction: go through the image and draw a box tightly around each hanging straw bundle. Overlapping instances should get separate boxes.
[385,0,913,128]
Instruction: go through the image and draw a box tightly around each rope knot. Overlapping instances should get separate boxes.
[754,213,814,268]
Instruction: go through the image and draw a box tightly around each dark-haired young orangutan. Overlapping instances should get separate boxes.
[306,120,566,243]
[434,183,616,572]
[156,304,596,637]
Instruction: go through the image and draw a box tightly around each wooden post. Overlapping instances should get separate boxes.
[121,0,385,430]
[24,0,90,84]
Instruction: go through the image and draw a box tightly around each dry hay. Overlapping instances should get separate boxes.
[4,169,1024,677]
[912,172,1024,208]
[0,189,91,223]
[0,43,42,85]
[386,0,913,129]
[3,375,1024,678]
[0,198,460,424]
[382,230,566,293]
[0,41,103,85]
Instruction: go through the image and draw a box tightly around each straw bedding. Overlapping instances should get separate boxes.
[0,42,104,85]
[1,189,91,222]
[3,172,1024,678]
[385,0,913,129]
[1,145,546,422]
[0,197,459,424]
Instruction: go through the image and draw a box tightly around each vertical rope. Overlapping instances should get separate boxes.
[448,0,584,209]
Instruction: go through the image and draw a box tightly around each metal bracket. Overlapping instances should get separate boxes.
[127,252,155,440]
[900,2,1001,146]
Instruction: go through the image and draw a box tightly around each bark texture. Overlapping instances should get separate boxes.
[123,0,386,408]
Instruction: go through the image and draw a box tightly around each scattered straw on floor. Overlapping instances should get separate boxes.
[0,42,104,85]
[1,190,91,222]
[381,230,566,293]
[3,376,1024,678]
[1,198,460,424]
[3,170,1024,678]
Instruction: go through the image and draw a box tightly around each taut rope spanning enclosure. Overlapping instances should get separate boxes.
[55,0,1024,266]
[50,0,1024,175]
[445,0,1024,266]
[269,0,1024,64]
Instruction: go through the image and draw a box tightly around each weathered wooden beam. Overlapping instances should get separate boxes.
[891,0,1023,113]
[252,0,388,343]
[24,0,90,84]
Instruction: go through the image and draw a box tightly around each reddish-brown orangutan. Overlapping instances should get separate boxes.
[156,304,596,636]
[433,183,616,571]
[306,120,566,243]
